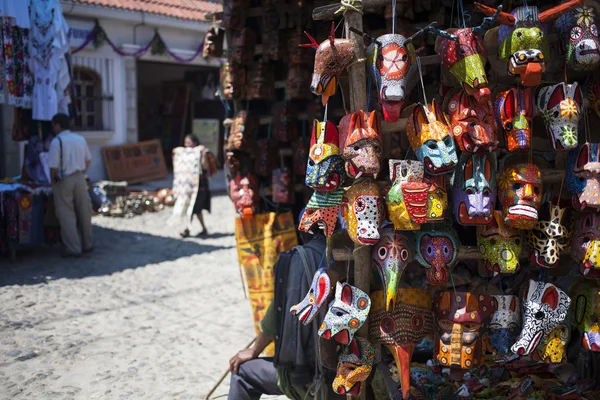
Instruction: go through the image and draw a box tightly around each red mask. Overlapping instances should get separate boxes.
[229,173,259,218]
[446,90,498,153]
[494,88,534,153]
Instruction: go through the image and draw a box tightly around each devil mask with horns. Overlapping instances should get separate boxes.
[319,282,371,345]
[495,88,534,153]
[339,111,382,179]
[477,211,522,275]
[572,213,600,278]
[525,202,573,269]
[305,120,345,192]
[429,10,501,101]
[538,82,583,151]
[302,23,356,105]
[556,4,600,71]
[476,0,585,86]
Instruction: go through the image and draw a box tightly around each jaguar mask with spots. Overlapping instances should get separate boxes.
[415,223,460,286]
[512,280,571,356]
[476,0,584,86]
[406,101,458,175]
[298,190,343,237]
[342,180,384,246]
[489,295,521,356]
[434,291,496,380]
[494,88,534,153]
[291,268,334,324]
[556,5,600,71]
[537,82,583,151]
[372,227,415,312]
[498,163,543,230]
[452,152,497,226]
[572,213,600,278]
[525,202,573,269]
[319,282,372,345]
[446,90,498,153]
[369,290,434,400]
[305,120,345,191]
[332,337,375,396]
[477,211,522,275]
[339,111,382,179]
[386,160,426,231]
[573,288,600,351]
[572,143,600,211]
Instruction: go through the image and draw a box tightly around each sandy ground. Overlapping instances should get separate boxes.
[0,194,286,400]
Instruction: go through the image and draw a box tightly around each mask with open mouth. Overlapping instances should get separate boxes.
[452,152,497,226]
[415,223,460,286]
[372,227,415,312]
[494,88,534,153]
[446,90,498,153]
[434,291,496,380]
[406,101,458,175]
[512,280,571,357]
[556,5,600,71]
[477,211,522,275]
[319,282,371,345]
[525,202,573,269]
[572,143,600,211]
[305,120,345,191]
[290,268,335,324]
[342,180,384,246]
[369,290,434,400]
[498,163,543,229]
[298,190,343,237]
[489,295,521,355]
[572,213,600,278]
[301,23,356,106]
[387,160,426,231]
[339,111,382,179]
[572,288,600,351]
[332,336,375,396]
[537,82,583,151]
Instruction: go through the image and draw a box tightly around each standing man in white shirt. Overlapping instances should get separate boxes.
[48,113,93,257]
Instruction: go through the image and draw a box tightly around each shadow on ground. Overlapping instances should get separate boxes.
[0,225,233,287]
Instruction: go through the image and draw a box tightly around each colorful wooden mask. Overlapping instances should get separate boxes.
[369,290,434,400]
[572,143,600,211]
[272,168,294,205]
[476,0,583,86]
[494,88,534,153]
[202,26,224,58]
[372,227,415,312]
[512,280,571,356]
[489,295,521,356]
[525,202,573,269]
[573,288,600,351]
[572,213,600,278]
[446,91,498,153]
[342,181,384,246]
[434,292,496,379]
[477,211,522,275]
[339,111,382,179]
[248,61,275,100]
[497,163,543,230]
[305,120,345,191]
[319,282,371,345]
[302,24,356,105]
[535,323,570,363]
[429,14,499,101]
[298,190,343,237]
[291,268,332,324]
[414,224,460,286]
[556,5,600,71]
[537,82,583,151]
[222,0,248,30]
[229,28,257,65]
[271,102,298,143]
[286,65,312,100]
[387,160,426,231]
[452,152,497,226]
[332,337,375,396]
[406,101,458,175]
[227,111,257,153]
[220,62,245,100]
[424,174,448,222]
[228,173,259,218]
[254,139,277,177]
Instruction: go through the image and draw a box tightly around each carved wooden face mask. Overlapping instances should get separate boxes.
[286,65,312,100]
[202,27,224,58]
[291,268,333,324]
[228,173,259,218]
[302,24,356,105]
[406,101,458,175]
[494,88,534,153]
[298,190,343,237]
[498,163,543,229]
[572,213,600,278]
[305,120,345,191]
[342,181,383,245]
[489,295,521,356]
[434,292,496,379]
[339,111,382,179]
[537,82,583,151]
[452,152,497,226]
[220,62,245,100]
[415,224,460,286]
[332,337,375,396]
[477,211,522,275]
[271,102,298,143]
[228,111,257,153]
[386,160,426,231]
[319,282,371,345]
[372,227,414,312]
[572,143,600,211]
[556,5,600,71]
[369,290,434,400]
[447,91,498,153]
[525,202,573,269]
[512,280,571,356]
[573,288,600,351]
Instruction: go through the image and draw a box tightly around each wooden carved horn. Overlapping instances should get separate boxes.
[405,22,437,44]
[473,5,502,36]
[329,22,336,48]
[301,31,319,49]
[539,0,585,23]
[475,2,515,26]
[427,26,458,41]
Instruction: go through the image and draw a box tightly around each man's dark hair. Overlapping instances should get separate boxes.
[51,114,71,130]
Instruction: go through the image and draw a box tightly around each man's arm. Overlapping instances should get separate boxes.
[50,168,58,184]
[84,160,91,172]
[48,140,59,184]
[229,301,275,373]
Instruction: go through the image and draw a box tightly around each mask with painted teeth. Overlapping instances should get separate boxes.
[556,5,600,71]
[319,282,371,345]
[477,211,522,275]
[497,163,543,230]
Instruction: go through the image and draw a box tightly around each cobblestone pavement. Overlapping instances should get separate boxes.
[0,194,285,400]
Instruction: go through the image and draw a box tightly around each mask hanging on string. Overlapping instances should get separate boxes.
[494,88,534,153]
[525,202,573,269]
[537,82,583,151]
[477,210,522,275]
[497,163,543,230]
[342,180,384,246]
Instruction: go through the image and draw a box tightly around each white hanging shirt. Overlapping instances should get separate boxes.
[4,0,31,28]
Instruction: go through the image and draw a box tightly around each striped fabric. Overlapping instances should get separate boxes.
[307,189,344,209]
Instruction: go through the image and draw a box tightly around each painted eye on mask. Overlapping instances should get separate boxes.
[427,141,438,150]
[571,26,583,41]
[439,319,453,330]
[534,310,545,320]
[400,249,409,261]
[505,122,513,130]
[355,198,366,212]
[332,307,349,317]
[378,247,387,259]
[462,323,481,331]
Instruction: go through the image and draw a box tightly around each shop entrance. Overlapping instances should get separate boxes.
[136,61,224,170]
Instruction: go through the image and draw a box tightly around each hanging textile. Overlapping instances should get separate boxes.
[3,0,33,108]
